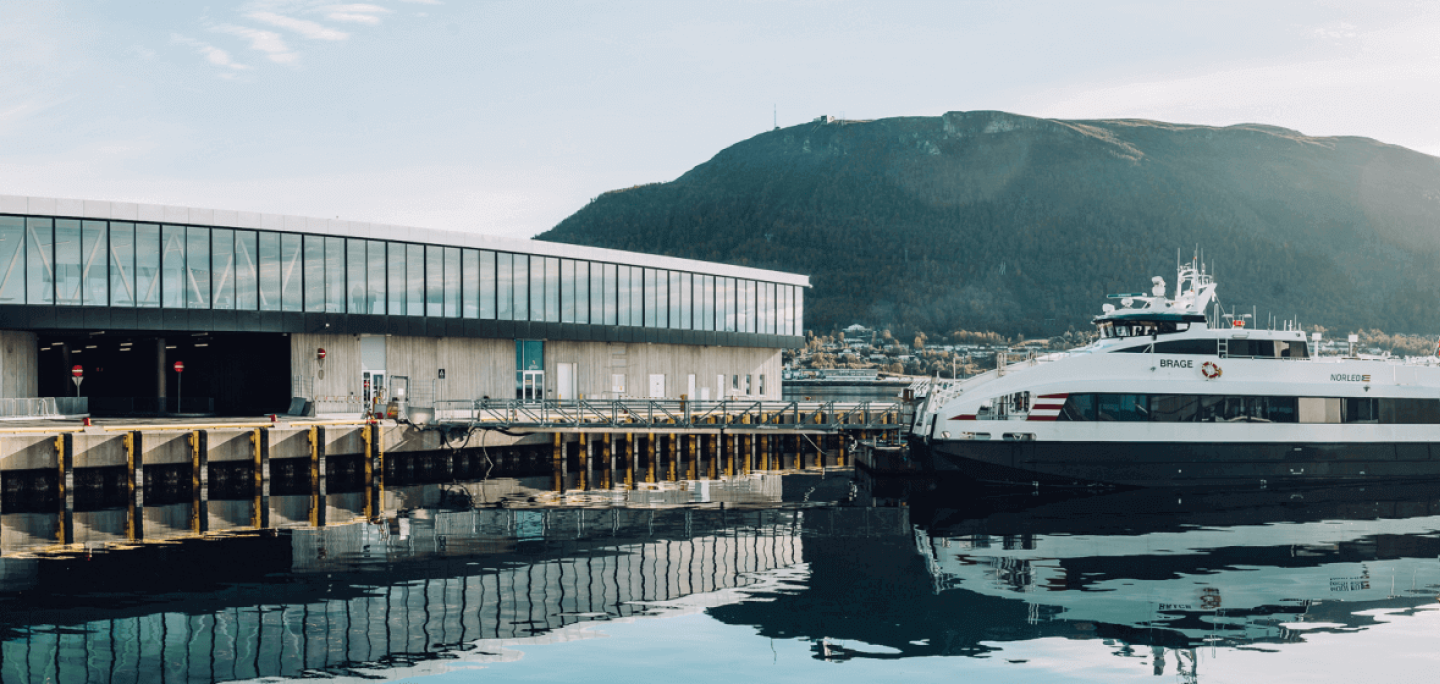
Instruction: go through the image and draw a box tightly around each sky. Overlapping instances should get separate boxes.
[1,1,1438,239]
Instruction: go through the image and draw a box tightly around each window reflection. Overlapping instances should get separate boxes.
[462,249,479,319]
[161,225,185,308]
[406,243,423,316]
[81,220,107,306]
[236,230,258,310]
[258,232,281,311]
[212,228,234,310]
[280,233,303,312]
[304,235,324,312]
[137,224,160,308]
[387,242,405,316]
[108,222,134,307]
[55,219,81,306]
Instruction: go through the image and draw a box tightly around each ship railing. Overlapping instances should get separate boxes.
[432,398,905,430]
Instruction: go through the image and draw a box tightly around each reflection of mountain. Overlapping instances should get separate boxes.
[0,504,899,683]
[710,483,1440,667]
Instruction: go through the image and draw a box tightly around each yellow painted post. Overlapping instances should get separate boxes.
[56,433,73,544]
[126,430,144,541]
[687,432,697,480]
[647,432,657,483]
[190,429,208,534]
[668,434,678,482]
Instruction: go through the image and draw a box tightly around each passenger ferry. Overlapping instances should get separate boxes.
[913,256,1440,488]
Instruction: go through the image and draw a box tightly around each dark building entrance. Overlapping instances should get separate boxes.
[36,332,291,416]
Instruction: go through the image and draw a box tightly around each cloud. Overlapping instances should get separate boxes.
[396,0,442,4]
[212,24,298,63]
[322,4,390,24]
[171,34,250,71]
[246,11,349,40]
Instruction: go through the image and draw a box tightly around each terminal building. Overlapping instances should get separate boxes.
[0,195,807,416]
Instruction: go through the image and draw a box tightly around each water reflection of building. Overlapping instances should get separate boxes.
[0,504,904,683]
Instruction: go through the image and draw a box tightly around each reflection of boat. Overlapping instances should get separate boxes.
[913,255,1440,487]
[914,484,1440,653]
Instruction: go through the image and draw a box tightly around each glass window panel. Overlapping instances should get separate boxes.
[1097,394,1149,421]
[575,260,589,324]
[445,247,461,318]
[211,228,234,310]
[81,221,107,306]
[603,263,617,325]
[324,237,344,313]
[185,227,210,309]
[544,256,559,323]
[346,239,366,314]
[462,249,479,319]
[425,245,443,317]
[0,217,21,304]
[746,280,757,333]
[678,273,692,330]
[280,233,303,312]
[235,230,257,310]
[303,235,324,312]
[108,222,134,307]
[55,219,80,306]
[561,259,575,323]
[643,268,658,328]
[652,269,667,328]
[529,255,544,321]
[513,254,529,321]
[631,267,644,326]
[136,224,161,307]
[780,285,791,335]
[160,225,185,308]
[25,217,53,305]
[366,240,385,314]
[768,283,778,334]
[589,262,604,326]
[706,275,718,331]
[719,277,730,332]
[616,266,631,326]
[795,286,804,335]
[81,220,107,306]
[258,232,281,311]
[479,250,496,319]
[668,272,681,329]
[387,242,405,316]
[497,252,513,320]
[406,244,424,316]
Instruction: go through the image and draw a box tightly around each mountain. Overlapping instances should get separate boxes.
[536,111,1440,337]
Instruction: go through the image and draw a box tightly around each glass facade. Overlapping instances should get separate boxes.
[0,213,804,338]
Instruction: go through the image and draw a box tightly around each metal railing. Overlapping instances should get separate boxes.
[432,399,905,431]
[0,397,88,419]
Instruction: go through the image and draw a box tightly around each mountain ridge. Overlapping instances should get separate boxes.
[538,110,1440,337]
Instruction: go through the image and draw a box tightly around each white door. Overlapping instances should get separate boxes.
[557,363,576,400]
[648,374,665,398]
[717,375,726,400]
[700,387,710,401]
[687,374,696,399]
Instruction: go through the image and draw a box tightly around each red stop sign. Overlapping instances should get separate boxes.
[173,361,185,373]
[71,365,82,378]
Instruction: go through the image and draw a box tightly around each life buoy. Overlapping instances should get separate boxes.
[1201,361,1222,380]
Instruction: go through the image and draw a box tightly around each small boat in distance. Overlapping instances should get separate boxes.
[912,254,1440,488]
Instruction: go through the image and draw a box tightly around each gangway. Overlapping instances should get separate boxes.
[431,399,906,433]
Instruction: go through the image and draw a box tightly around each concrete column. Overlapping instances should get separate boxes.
[57,433,73,545]
[255,427,271,529]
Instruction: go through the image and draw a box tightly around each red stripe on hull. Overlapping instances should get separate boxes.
[1032,403,1065,410]
[1037,393,1069,399]
[950,415,977,421]
[1026,416,1059,421]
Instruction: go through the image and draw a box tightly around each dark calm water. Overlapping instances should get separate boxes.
[5,459,1440,683]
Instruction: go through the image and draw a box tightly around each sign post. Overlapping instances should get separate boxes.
[173,361,185,413]
[70,365,83,396]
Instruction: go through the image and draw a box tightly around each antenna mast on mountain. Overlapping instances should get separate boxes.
[773,104,778,130]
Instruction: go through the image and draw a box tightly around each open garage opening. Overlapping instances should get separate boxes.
[36,332,291,417]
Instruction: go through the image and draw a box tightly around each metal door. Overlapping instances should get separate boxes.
[363,371,386,417]
[648,374,665,398]
[557,363,576,400]
[522,370,545,403]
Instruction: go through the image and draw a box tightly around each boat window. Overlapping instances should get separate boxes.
[1382,398,1440,424]
[1112,339,1218,354]
[1151,395,1200,421]
[1226,339,1276,358]
[1096,393,1148,421]
[1058,394,1095,421]
[1276,340,1309,359]
[1096,320,1186,338]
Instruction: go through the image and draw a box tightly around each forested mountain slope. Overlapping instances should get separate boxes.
[537,111,1440,336]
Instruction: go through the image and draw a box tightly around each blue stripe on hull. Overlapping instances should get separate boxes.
[927,440,1440,488]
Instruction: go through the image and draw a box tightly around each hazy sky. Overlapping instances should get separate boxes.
[2,1,1436,239]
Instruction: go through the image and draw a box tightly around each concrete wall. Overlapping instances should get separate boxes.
[289,334,782,405]
[0,331,37,398]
